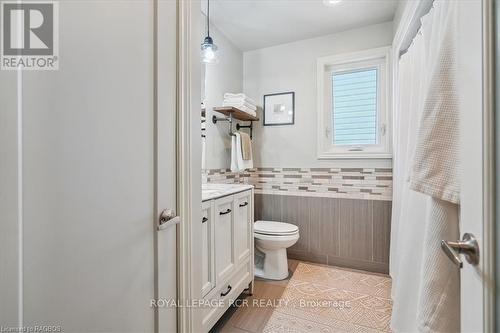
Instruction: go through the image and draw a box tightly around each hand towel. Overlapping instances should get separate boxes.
[230,134,252,172]
[236,133,253,170]
[239,131,252,160]
[230,135,240,172]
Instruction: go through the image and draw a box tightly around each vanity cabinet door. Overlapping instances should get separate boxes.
[234,190,253,265]
[214,195,235,284]
[201,200,215,297]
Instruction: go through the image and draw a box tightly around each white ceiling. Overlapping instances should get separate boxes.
[203,0,398,51]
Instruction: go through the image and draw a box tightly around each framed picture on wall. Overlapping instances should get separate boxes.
[263,92,295,126]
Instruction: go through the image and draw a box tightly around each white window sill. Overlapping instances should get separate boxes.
[317,152,393,159]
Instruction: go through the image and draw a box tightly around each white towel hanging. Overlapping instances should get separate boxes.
[230,133,253,172]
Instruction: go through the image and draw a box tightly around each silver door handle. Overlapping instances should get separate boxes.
[158,209,180,231]
[441,233,479,268]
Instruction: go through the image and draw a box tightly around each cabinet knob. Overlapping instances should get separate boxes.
[202,217,208,223]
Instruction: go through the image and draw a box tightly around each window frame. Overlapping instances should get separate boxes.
[316,47,392,159]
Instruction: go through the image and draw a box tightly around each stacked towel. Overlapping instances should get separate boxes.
[223,93,257,117]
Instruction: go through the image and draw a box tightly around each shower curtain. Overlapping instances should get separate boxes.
[390,1,460,331]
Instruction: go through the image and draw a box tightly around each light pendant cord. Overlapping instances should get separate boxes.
[207,0,210,37]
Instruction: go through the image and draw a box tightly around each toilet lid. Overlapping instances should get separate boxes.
[254,221,299,235]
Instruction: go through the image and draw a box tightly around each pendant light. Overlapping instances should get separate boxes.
[201,0,218,64]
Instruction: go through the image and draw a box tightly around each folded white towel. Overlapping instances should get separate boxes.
[222,103,257,117]
[239,107,257,117]
[222,100,257,111]
[223,93,257,106]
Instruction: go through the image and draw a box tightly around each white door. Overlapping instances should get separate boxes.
[0,1,178,332]
[455,0,494,331]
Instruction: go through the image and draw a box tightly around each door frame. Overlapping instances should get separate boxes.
[393,0,496,330]
[482,0,496,330]
[176,0,202,332]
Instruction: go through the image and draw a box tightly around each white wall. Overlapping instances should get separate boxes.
[204,23,243,169]
[0,67,20,327]
[243,22,394,168]
[393,1,409,37]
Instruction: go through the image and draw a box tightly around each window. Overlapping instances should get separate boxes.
[317,47,391,159]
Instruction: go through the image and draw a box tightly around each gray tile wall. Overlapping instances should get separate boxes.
[255,193,392,274]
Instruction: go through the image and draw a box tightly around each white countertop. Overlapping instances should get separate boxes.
[202,183,253,202]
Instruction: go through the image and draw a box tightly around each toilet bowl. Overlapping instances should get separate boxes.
[254,220,299,280]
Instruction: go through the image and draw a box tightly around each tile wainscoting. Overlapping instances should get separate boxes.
[203,167,392,201]
[203,167,393,273]
[255,194,391,274]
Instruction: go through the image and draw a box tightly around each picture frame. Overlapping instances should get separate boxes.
[263,92,295,126]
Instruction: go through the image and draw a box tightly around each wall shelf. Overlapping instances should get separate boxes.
[212,107,259,122]
[212,107,259,139]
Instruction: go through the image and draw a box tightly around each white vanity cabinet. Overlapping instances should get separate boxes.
[201,187,254,332]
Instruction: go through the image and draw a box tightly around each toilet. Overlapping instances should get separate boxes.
[254,220,300,280]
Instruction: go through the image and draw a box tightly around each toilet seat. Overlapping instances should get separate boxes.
[254,221,299,236]
[254,232,299,242]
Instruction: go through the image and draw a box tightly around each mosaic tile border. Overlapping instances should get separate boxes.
[202,167,392,201]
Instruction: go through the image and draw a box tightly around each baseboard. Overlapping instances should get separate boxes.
[288,251,389,275]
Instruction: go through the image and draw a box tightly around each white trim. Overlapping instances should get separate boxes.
[17,57,23,330]
[317,46,391,68]
[317,152,393,160]
[177,0,202,332]
[481,0,495,330]
[177,0,191,329]
[316,46,392,160]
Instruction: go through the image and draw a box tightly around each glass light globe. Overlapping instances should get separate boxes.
[201,36,218,64]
